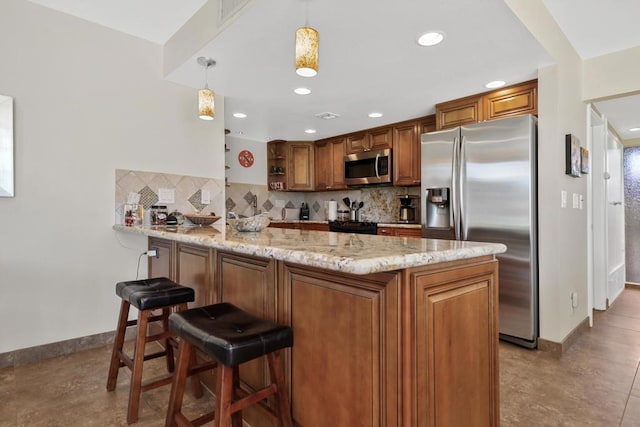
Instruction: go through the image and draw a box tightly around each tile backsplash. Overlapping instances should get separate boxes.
[226,182,420,223]
[115,169,225,224]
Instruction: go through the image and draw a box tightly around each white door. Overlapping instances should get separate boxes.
[606,132,625,304]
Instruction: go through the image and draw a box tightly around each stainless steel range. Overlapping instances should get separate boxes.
[328,221,378,235]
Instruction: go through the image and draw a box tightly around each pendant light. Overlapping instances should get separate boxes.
[295,1,318,77]
[197,57,216,120]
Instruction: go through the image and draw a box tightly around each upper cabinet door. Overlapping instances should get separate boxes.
[436,94,483,130]
[368,126,393,151]
[287,141,315,191]
[393,120,420,186]
[346,132,368,154]
[483,79,537,121]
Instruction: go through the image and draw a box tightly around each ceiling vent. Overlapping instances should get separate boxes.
[315,112,340,120]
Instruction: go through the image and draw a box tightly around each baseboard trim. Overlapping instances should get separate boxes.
[0,328,137,370]
[625,282,640,289]
[537,316,589,357]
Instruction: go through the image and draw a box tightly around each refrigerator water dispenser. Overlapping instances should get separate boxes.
[425,188,451,229]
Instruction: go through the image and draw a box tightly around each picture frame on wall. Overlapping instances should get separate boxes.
[580,147,590,174]
[565,134,581,177]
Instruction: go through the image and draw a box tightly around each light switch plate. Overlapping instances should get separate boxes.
[572,193,579,209]
[561,190,567,208]
[201,190,211,204]
[158,188,175,204]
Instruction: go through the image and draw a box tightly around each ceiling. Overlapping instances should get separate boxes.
[27,0,640,143]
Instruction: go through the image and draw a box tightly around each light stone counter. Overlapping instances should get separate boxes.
[114,224,505,275]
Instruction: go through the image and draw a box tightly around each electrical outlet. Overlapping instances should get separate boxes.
[158,188,175,204]
[201,189,211,204]
[147,248,159,258]
[571,292,578,309]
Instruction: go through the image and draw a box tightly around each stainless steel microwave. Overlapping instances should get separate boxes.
[344,148,392,186]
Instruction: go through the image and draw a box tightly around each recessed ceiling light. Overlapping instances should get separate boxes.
[485,80,506,89]
[294,87,311,95]
[368,112,383,118]
[417,31,444,47]
[233,112,247,118]
[630,127,640,132]
[305,129,317,134]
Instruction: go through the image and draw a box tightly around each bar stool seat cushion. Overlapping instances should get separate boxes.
[116,277,195,311]
[169,302,293,367]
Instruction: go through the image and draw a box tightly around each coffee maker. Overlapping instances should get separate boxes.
[398,195,418,223]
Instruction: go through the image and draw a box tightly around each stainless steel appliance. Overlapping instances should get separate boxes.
[398,195,418,223]
[421,115,538,348]
[328,221,378,235]
[344,148,392,186]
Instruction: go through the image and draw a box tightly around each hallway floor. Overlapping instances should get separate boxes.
[1,289,640,426]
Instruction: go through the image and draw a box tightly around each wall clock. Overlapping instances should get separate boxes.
[238,150,254,168]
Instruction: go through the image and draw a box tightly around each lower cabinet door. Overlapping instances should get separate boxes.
[283,265,401,427]
[410,258,499,427]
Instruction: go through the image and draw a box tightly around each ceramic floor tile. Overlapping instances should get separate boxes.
[6,289,640,426]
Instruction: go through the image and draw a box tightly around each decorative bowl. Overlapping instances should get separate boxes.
[184,213,221,226]
[227,214,271,232]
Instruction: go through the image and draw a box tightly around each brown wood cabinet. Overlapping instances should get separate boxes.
[406,257,499,426]
[435,79,537,130]
[483,79,537,121]
[436,94,483,131]
[266,140,288,191]
[287,141,315,191]
[346,126,392,154]
[266,140,315,192]
[175,243,214,307]
[392,116,435,187]
[269,222,329,232]
[377,226,422,238]
[314,137,346,191]
[146,236,500,427]
[283,264,401,426]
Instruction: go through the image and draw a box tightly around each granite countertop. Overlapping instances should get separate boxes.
[114,224,505,275]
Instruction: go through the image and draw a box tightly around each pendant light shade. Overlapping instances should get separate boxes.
[295,26,318,77]
[198,88,215,120]
[197,57,216,121]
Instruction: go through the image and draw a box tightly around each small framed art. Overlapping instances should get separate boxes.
[580,147,590,174]
[565,134,581,177]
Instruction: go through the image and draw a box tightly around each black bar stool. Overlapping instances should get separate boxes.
[106,277,201,424]
[165,302,293,427]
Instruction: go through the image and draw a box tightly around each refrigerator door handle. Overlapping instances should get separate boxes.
[452,136,460,241]
[459,135,466,241]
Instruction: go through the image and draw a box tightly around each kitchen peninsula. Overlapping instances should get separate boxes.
[114,224,505,426]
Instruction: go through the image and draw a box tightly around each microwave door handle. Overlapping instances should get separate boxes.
[375,153,380,179]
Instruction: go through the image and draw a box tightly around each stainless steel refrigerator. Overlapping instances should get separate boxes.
[421,114,538,348]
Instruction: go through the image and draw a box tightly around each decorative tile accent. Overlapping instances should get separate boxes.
[262,199,273,212]
[115,169,224,224]
[243,191,255,204]
[312,201,320,213]
[189,189,208,212]
[226,197,236,210]
[138,186,159,208]
[285,201,296,208]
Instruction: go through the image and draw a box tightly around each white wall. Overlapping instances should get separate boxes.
[0,0,225,353]
[507,0,589,343]
[225,135,267,185]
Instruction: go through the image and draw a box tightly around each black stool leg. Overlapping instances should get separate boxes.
[107,300,130,391]
[165,339,192,427]
[127,308,150,424]
[268,351,293,427]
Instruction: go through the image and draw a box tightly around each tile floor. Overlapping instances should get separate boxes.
[1,289,640,426]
